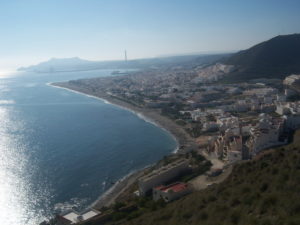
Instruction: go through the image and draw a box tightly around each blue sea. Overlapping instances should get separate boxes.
[0,70,177,225]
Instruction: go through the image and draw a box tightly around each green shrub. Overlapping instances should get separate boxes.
[230,210,241,224]
[199,211,208,220]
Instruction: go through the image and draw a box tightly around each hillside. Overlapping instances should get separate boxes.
[97,131,300,225]
[222,34,300,82]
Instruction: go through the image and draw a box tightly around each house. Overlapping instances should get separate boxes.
[153,182,191,202]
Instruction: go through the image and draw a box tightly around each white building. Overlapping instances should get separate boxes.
[246,114,283,155]
[276,103,291,115]
[217,116,239,132]
[138,159,189,196]
[276,102,300,129]
[243,88,278,97]
[283,74,300,85]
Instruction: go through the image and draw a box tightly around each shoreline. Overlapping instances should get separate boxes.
[48,82,197,209]
[47,82,180,153]
[48,82,197,152]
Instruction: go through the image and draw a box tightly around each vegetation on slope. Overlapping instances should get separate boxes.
[113,131,300,225]
[222,33,300,82]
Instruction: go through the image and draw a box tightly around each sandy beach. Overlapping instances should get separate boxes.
[49,81,198,209]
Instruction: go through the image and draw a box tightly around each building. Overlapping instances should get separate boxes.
[276,102,300,129]
[283,74,300,85]
[138,159,189,196]
[246,114,283,155]
[153,182,191,202]
[276,103,291,115]
[210,126,243,162]
[202,121,219,132]
[217,116,239,132]
[243,88,278,97]
[56,209,100,224]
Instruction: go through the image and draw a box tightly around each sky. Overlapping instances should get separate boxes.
[0,0,300,70]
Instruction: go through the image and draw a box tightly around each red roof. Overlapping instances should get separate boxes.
[154,185,166,191]
[154,182,188,193]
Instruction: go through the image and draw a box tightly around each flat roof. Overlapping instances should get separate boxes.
[63,212,80,223]
[82,210,99,220]
[140,159,188,182]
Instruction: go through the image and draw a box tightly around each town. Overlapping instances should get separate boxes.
[51,64,300,224]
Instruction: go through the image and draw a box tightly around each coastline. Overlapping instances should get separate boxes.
[90,168,145,209]
[47,83,180,153]
[48,82,197,209]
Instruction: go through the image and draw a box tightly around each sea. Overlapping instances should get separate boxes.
[0,69,177,225]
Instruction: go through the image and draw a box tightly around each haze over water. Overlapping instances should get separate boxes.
[0,70,177,225]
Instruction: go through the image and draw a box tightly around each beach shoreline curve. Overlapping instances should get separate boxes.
[48,81,197,209]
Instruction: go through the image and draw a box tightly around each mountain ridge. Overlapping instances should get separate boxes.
[18,54,228,73]
[221,33,300,81]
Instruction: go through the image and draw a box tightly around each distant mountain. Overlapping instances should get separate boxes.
[220,34,300,81]
[18,54,229,73]
[18,57,105,73]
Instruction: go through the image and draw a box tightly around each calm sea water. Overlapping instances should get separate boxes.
[0,70,177,225]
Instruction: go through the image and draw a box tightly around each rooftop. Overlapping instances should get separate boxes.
[154,182,189,193]
[139,159,189,182]
[81,209,100,220]
[62,211,80,223]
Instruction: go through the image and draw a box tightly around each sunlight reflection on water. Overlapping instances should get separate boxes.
[0,69,177,224]
[0,107,48,224]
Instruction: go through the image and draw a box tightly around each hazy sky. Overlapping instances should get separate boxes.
[0,0,300,70]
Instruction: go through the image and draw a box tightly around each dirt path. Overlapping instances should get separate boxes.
[189,151,233,191]
[189,164,233,191]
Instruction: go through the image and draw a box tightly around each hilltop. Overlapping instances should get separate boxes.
[221,34,300,82]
